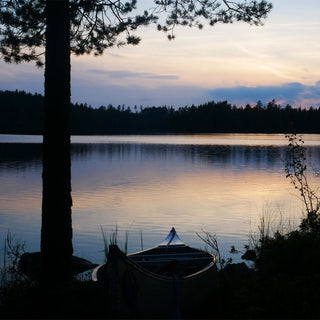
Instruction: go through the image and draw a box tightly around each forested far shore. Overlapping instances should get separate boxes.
[1,89,319,134]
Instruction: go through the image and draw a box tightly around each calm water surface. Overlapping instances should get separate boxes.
[1,134,320,265]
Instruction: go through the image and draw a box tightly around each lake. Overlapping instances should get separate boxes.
[1,133,320,265]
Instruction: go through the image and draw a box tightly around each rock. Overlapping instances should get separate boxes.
[241,249,257,261]
[19,252,98,281]
[219,262,251,281]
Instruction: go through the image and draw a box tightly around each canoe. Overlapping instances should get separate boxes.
[127,227,215,277]
[92,228,218,318]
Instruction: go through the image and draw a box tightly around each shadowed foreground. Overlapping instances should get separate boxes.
[2,241,320,319]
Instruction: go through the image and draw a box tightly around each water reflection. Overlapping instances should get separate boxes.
[72,143,320,174]
[0,135,320,265]
[1,142,320,172]
[0,143,42,171]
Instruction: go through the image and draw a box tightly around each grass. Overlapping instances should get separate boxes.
[100,225,143,259]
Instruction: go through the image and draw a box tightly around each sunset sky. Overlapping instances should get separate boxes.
[0,0,319,108]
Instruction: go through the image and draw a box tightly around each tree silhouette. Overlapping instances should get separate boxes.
[0,0,272,287]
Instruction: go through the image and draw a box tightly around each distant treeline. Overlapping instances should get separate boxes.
[1,89,319,134]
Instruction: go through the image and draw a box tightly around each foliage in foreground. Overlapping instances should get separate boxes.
[0,232,106,318]
[231,133,320,317]
[244,134,320,268]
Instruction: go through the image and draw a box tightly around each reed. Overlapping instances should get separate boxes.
[248,203,296,251]
[100,226,109,260]
[100,225,130,260]
[140,229,144,251]
[0,231,27,285]
[196,229,231,269]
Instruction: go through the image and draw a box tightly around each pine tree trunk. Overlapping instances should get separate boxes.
[41,0,73,286]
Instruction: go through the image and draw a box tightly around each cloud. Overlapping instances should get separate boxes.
[0,69,43,95]
[207,82,320,107]
[87,69,179,80]
[71,77,212,107]
[0,56,319,109]
[70,79,320,109]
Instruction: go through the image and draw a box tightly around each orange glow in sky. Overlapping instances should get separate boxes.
[0,0,319,108]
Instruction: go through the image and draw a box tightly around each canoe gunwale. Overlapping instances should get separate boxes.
[109,244,217,282]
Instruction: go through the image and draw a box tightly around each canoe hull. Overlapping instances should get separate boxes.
[104,245,219,318]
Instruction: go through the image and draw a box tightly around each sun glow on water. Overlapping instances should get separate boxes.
[1,134,319,265]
